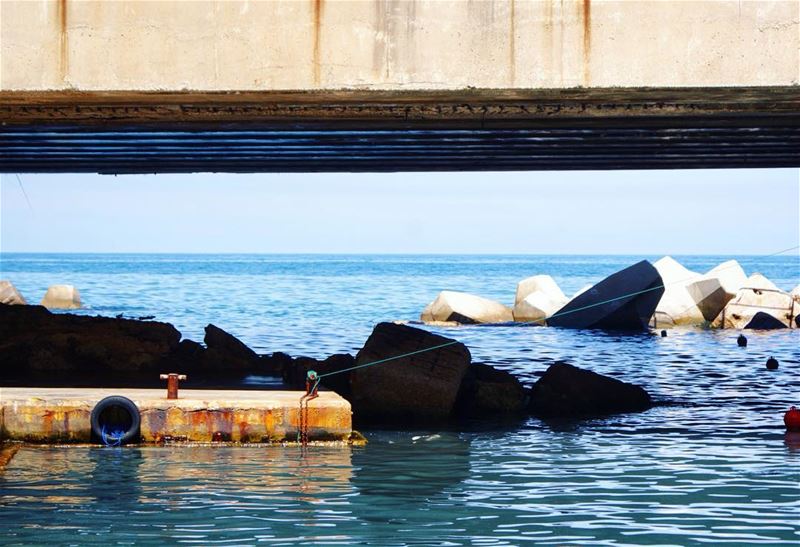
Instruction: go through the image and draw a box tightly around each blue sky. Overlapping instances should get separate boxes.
[1,169,798,254]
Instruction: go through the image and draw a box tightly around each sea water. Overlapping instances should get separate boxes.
[1,253,799,545]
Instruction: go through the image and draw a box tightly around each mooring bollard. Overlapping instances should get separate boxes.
[160,373,187,399]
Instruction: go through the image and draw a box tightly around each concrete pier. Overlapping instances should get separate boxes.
[0,388,352,444]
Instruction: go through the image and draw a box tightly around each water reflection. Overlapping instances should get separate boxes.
[784,431,800,453]
[351,433,470,501]
[87,447,144,505]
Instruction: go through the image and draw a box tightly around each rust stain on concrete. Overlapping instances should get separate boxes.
[509,0,516,87]
[57,0,69,84]
[582,0,591,86]
[0,388,351,444]
[312,0,323,86]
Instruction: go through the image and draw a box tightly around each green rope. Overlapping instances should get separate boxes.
[312,245,800,376]
[526,245,800,326]
[317,340,460,378]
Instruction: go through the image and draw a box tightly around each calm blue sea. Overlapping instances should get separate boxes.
[1,253,799,546]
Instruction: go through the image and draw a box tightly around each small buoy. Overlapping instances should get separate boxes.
[785,406,800,432]
[766,356,779,370]
[660,330,667,337]
[737,334,747,347]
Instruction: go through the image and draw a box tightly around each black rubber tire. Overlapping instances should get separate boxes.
[90,395,141,446]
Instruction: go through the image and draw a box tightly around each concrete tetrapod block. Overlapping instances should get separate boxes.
[0,281,27,305]
[421,290,513,324]
[711,274,795,329]
[548,260,664,330]
[0,388,352,443]
[41,285,82,309]
[652,256,704,326]
[513,290,564,324]
[514,275,566,306]
[791,284,800,303]
[686,260,748,322]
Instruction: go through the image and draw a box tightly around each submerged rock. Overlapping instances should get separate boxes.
[0,280,27,306]
[454,363,527,417]
[350,322,471,424]
[711,274,794,329]
[41,284,82,309]
[528,362,652,417]
[652,256,704,326]
[548,260,664,330]
[421,290,512,324]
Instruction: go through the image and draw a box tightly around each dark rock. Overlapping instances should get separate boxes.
[766,357,779,370]
[0,303,180,382]
[528,361,652,417]
[166,339,206,370]
[261,351,294,376]
[744,311,788,330]
[660,330,667,337]
[282,353,355,397]
[737,334,747,347]
[548,260,664,330]
[350,322,471,424]
[203,324,260,371]
[455,363,527,417]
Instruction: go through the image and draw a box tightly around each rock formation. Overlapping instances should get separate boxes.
[421,290,513,324]
[0,280,27,305]
[41,284,82,309]
[455,363,527,417]
[350,322,471,423]
[0,304,180,383]
[528,362,652,416]
[203,324,261,371]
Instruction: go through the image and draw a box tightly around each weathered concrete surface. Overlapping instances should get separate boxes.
[711,274,796,329]
[0,281,26,306]
[40,284,81,309]
[0,388,352,443]
[421,291,513,324]
[1,0,796,91]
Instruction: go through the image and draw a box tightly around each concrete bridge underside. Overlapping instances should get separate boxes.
[2,88,798,173]
[1,1,798,173]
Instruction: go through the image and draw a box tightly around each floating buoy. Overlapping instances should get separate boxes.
[737,334,747,347]
[766,356,779,370]
[660,330,667,337]
[785,406,800,432]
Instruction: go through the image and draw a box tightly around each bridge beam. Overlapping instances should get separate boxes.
[1,88,798,173]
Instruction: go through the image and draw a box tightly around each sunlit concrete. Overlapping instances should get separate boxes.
[0,387,352,443]
[1,0,797,91]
